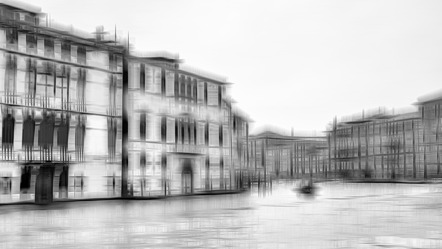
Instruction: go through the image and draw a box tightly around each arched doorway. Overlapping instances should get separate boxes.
[181,159,193,194]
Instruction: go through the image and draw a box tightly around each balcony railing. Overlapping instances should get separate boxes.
[0,93,122,116]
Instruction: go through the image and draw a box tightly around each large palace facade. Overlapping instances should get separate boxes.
[0,1,249,204]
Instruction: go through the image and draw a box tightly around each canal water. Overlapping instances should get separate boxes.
[1,181,442,248]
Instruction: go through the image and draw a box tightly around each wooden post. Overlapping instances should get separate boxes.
[290,143,294,177]
[365,123,369,174]
[403,121,406,178]
[295,143,299,177]
[350,126,359,172]
[121,51,129,198]
[327,133,331,178]
[423,108,428,179]
[437,104,441,175]
[373,122,376,177]
[412,119,416,178]
[302,144,306,175]
[333,117,337,174]
[380,120,384,178]
[358,125,361,171]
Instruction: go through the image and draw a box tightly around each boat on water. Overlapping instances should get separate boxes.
[295,179,316,194]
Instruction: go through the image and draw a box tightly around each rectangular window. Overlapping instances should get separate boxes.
[197,81,205,103]
[44,38,54,58]
[165,70,174,97]
[129,63,140,89]
[26,34,37,54]
[37,38,44,56]
[167,117,175,143]
[54,40,62,60]
[18,33,26,53]
[71,45,77,64]
[145,66,161,94]
[61,42,70,61]
[208,83,218,106]
[77,46,86,65]
[154,67,161,93]
[209,123,219,147]
[197,122,205,145]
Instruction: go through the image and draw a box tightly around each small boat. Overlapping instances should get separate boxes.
[297,179,316,194]
[299,184,315,194]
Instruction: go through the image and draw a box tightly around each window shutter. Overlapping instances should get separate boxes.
[219,124,223,146]
[161,68,166,95]
[140,64,145,92]
[161,116,167,142]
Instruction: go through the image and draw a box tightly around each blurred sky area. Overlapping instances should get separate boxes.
[30,0,442,134]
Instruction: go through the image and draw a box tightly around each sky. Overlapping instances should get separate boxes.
[29,0,442,135]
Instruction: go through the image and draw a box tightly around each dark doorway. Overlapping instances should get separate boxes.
[35,165,54,204]
[181,159,193,194]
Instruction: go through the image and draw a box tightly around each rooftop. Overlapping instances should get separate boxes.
[0,0,41,14]
[416,89,442,105]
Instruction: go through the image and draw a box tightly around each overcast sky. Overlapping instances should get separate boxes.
[30,0,442,135]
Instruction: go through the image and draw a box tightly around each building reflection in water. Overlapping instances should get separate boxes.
[1,182,442,248]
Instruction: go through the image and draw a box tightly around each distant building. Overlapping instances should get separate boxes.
[327,108,426,179]
[248,130,327,180]
[416,91,442,178]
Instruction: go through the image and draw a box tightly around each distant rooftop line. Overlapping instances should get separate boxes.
[251,125,324,137]
[338,106,418,124]
[179,64,228,83]
[131,50,180,61]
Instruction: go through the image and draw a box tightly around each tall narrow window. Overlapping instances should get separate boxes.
[109,75,117,115]
[140,112,146,141]
[77,46,86,65]
[218,85,223,107]
[174,73,179,99]
[165,70,174,97]
[193,79,197,103]
[204,82,208,105]
[61,42,71,61]
[22,110,35,161]
[186,78,192,99]
[44,38,54,58]
[38,111,55,161]
[58,113,70,162]
[6,28,17,50]
[205,122,209,145]
[2,109,15,159]
[4,54,17,104]
[75,115,86,161]
[219,124,223,147]
[161,116,167,143]
[26,34,37,54]
[140,64,145,92]
[161,68,166,96]
[107,117,117,161]
[77,68,86,112]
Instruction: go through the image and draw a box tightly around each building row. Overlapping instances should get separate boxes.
[248,93,442,182]
[247,130,327,181]
[328,94,442,180]
[0,1,250,204]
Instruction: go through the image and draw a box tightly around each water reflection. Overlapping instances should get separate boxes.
[1,181,442,248]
